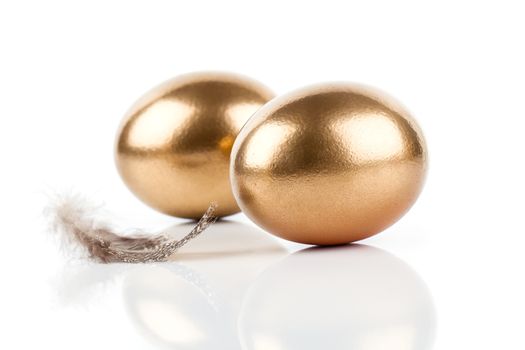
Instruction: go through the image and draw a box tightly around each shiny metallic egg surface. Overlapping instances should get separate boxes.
[116,72,274,218]
[231,83,427,245]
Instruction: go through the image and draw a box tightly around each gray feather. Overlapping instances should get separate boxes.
[47,194,217,263]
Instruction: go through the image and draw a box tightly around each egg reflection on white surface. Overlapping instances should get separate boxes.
[122,220,287,350]
[123,265,235,349]
[238,245,436,350]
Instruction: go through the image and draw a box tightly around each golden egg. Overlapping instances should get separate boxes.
[230,83,427,245]
[115,72,274,218]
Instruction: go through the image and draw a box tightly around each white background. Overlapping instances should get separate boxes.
[1,1,524,349]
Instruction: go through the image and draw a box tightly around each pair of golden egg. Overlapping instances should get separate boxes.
[116,72,427,245]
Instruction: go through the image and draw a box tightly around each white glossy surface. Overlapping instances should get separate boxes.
[41,222,436,350]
